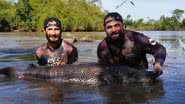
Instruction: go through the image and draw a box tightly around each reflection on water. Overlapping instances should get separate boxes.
[100,80,164,104]
[0,78,164,104]
[0,31,185,104]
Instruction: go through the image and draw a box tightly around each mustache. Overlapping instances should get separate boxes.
[48,34,60,38]
[110,32,119,36]
[49,34,57,36]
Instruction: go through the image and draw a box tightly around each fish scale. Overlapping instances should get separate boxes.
[0,62,162,84]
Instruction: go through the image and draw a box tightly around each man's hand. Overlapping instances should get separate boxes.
[153,62,162,75]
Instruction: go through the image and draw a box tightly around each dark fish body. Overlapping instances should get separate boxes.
[0,63,161,84]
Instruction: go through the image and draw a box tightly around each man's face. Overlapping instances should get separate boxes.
[104,19,124,40]
[44,21,62,43]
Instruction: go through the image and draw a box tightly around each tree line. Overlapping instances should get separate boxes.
[0,0,105,32]
[124,9,185,31]
[0,0,185,32]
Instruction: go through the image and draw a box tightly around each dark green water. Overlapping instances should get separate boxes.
[0,31,185,104]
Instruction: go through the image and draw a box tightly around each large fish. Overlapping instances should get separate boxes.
[0,63,162,84]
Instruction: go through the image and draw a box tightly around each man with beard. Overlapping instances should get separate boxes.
[97,12,166,75]
[36,17,78,66]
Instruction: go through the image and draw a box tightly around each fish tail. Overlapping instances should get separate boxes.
[0,67,17,78]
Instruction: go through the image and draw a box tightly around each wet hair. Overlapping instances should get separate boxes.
[43,17,62,30]
[104,12,123,25]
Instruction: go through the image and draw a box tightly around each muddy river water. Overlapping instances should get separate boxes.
[0,31,185,104]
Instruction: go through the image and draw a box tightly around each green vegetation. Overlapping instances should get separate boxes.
[0,0,105,32]
[124,9,185,31]
[0,0,185,32]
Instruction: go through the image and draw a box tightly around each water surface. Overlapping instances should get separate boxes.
[0,31,185,104]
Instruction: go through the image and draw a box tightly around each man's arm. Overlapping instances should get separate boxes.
[35,49,48,65]
[136,33,166,73]
[97,41,113,65]
[149,41,166,74]
[97,45,104,64]
[67,46,78,64]
[147,38,166,67]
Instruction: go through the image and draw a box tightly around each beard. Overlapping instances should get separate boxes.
[105,31,125,58]
[106,31,125,45]
[46,33,61,43]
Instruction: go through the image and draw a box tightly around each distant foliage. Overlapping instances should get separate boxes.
[0,0,105,32]
[125,9,185,31]
[0,0,185,32]
[0,0,16,31]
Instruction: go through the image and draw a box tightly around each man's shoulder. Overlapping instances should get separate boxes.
[98,39,107,49]
[125,29,144,36]
[62,40,75,48]
[36,43,47,51]
[62,40,77,53]
[35,43,47,57]
[36,43,47,53]
[125,29,148,41]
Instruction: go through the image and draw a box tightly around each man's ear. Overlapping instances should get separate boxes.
[43,29,46,34]
[104,25,106,31]
[124,24,126,29]
[122,22,126,29]
[60,27,63,33]
[62,26,64,31]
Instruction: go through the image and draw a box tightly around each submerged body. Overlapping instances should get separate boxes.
[0,63,162,84]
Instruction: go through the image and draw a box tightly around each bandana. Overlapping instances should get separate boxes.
[46,23,60,28]
[44,17,62,29]
[104,12,123,25]
[104,16,123,25]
